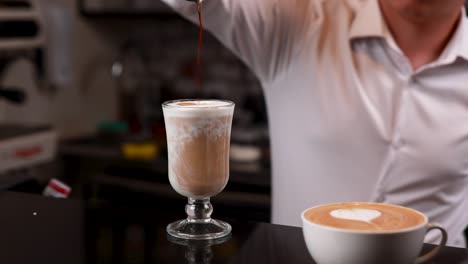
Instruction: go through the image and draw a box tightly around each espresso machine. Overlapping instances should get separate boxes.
[0,0,56,188]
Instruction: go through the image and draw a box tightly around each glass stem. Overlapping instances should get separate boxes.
[186,198,213,223]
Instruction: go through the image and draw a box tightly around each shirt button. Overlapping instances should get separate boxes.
[392,138,405,150]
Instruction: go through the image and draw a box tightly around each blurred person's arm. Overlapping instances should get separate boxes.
[161,0,321,82]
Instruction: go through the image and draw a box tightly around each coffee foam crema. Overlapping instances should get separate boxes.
[164,100,233,118]
[164,100,234,141]
[304,203,426,232]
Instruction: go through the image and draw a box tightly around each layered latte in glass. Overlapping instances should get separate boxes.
[163,99,234,240]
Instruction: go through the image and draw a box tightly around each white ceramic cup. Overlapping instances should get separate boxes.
[301,203,447,264]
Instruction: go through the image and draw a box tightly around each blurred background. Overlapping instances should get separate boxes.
[0,1,271,257]
[0,0,466,261]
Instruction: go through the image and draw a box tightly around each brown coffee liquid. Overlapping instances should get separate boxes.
[305,203,426,231]
[165,115,232,198]
[196,0,203,90]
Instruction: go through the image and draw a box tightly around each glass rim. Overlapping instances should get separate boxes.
[162,99,235,109]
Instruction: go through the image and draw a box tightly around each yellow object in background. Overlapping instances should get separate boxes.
[122,142,159,161]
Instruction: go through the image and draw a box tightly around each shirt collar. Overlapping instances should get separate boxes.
[349,0,468,62]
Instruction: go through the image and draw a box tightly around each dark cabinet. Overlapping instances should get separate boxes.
[79,0,174,17]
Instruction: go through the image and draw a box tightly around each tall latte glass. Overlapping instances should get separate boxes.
[163,99,234,240]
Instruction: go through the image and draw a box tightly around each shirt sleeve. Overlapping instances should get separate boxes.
[160,0,322,82]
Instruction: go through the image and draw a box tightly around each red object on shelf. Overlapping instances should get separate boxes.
[15,145,43,159]
[0,125,56,173]
[43,179,71,198]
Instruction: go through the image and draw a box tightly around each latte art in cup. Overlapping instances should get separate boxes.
[304,203,426,231]
[301,202,447,264]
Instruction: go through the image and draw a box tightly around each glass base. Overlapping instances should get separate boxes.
[167,232,231,264]
[167,218,232,240]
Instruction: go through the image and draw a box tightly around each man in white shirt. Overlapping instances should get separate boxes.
[161,0,468,247]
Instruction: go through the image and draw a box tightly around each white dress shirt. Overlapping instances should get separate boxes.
[161,0,468,247]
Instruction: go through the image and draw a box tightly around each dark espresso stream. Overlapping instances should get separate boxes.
[196,0,203,89]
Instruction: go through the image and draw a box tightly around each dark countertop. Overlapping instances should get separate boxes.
[0,191,467,264]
